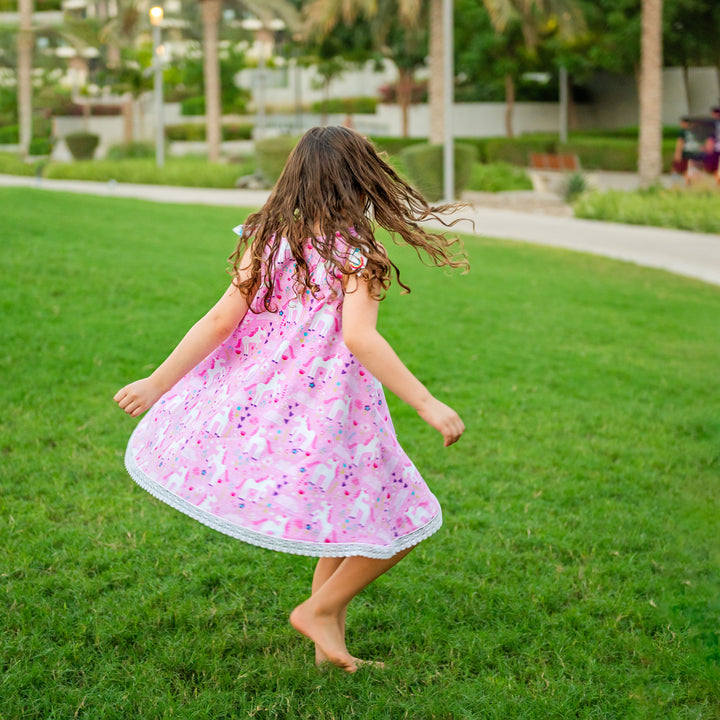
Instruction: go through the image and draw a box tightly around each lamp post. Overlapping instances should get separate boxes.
[442,0,454,202]
[149,5,165,168]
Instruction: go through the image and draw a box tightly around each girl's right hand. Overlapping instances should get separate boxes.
[417,397,465,447]
[114,377,164,417]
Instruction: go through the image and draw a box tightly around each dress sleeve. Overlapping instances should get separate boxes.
[347,246,367,274]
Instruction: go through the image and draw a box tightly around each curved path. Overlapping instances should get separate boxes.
[2,173,719,287]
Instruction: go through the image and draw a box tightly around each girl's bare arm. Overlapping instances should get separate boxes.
[341,274,465,446]
[114,251,252,417]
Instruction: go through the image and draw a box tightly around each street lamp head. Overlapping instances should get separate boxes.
[149,6,164,26]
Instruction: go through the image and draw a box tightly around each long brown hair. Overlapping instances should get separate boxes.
[229,126,468,312]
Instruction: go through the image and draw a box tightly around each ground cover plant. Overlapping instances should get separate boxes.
[42,156,255,188]
[575,187,720,234]
[1,188,719,719]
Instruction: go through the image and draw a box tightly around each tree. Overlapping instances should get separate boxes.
[304,0,427,137]
[198,0,222,162]
[638,0,662,185]
[480,0,586,137]
[17,0,34,155]
[197,0,300,162]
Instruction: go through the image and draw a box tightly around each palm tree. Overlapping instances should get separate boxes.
[481,0,586,137]
[17,0,34,156]
[638,0,662,186]
[304,0,429,138]
[198,0,300,162]
[198,0,223,162]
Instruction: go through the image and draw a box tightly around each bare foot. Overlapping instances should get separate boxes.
[290,602,357,672]
[315,651,385,670]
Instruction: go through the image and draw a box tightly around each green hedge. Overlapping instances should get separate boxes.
[559,137,677,172]
[400,142,477,201]
[483,135,557,166]
[0,124,19,143]
[467,162,533,192]
[310,97,377,114]
[478,134,677,172]
[29,137,52,156]
[574,188,720,234]
[0,152,42,175]
[106,141,155,160]
[165,123,254,142]
[43,158,250,188]
[254,135,299,184]
[368,136,427,157]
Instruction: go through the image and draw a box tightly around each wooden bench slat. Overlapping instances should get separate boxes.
[529,153,581,171]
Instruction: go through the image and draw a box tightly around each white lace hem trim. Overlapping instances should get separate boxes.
[124,445,442,559]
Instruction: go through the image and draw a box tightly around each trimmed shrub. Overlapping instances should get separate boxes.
[468,162,533,192]
[29,137,52,156]
[0,152,40,176]
[559,137,677,172]
[484,135,557,166]
[65,132,100,160]
[181,96,205,116]
[165,123,205,141]
[310,97,378,115]
[165,123,254,142]
[106,141,155,160]
[369,136,427,157]
[222,123,253,141]
[254,135,299,184]
[400,142,477,201]
[0,124,19,143]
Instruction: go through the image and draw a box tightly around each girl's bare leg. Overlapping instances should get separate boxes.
[311,557,345,665]
[291,547,413,672]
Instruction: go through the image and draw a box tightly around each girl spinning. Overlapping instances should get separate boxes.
[114,126,467,672]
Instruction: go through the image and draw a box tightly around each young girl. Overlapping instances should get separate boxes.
[114,126,467,673]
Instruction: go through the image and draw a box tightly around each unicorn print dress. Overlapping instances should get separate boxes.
[124,229,442,559]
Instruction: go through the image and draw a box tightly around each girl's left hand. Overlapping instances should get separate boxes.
[114,377,164,417]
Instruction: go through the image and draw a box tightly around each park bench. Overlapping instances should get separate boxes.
[529,153,581,171]
[528,152,582,193]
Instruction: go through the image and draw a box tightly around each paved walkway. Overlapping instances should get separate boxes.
[2,173,719,287]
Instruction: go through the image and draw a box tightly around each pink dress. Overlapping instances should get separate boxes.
[124,229,442,558]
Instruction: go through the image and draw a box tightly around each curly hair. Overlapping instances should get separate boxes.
[229,126,468,312]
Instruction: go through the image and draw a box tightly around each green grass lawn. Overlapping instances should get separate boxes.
[1,188,719,719]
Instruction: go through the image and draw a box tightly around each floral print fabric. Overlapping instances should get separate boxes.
[124,232,442,558]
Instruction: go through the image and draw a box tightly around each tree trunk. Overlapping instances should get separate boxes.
[638,0,663,186]
[17,0,33,156]
[200,0,222,163]
[428,0,443,143]
[504,73,515,138]
[397,67,413,138]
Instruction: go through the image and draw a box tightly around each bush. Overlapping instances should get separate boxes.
[165,123,254,142]
[484,135,557,166]
[222,123,253,141]
[29,137,52,156]
[65,132,100,160]
[43,157,245,188]
[400,142,477,201]
[310,97,378,115]
[559,137,677,172]
[574,187,720,234]
[0,151,41,176]
[0,124,19,143]
[369,136,427,157]
[165,123,206,142]
[181,96,205,116]
[106,141,155,160]
[467,162,533,193]
[254,135,299,184]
